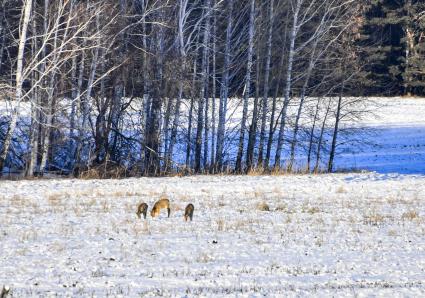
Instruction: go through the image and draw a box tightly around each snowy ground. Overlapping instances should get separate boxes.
[1,174,425,296]
[334,97,425,174]
[3,97,425,175]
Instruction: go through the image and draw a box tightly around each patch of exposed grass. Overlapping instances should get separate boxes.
[336,186,347,194]
[48,193,63,207]
[216,219,225,231]
[363,212,385,226]
[402,210,419,221]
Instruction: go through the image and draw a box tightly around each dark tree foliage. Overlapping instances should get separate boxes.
[360,0,425,96]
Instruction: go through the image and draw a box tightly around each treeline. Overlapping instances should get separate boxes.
[361,0,425,96]
[0,0,419,177]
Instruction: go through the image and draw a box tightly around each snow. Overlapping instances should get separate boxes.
[1,97,425,295]
[1,174,425,296]
[1,97,425,174]
[334,98,425,174]
[359,97,425,127]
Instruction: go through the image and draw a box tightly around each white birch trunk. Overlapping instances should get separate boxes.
[0,0,33,174]
[195,0,211,172]
[27,5,39,176]
[40,0,65,174]
[274,0,302,168]
[287,39,319,171]
[258,0,274,167]
[210,0,217,168]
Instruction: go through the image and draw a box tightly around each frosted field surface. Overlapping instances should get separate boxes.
[1,174,425,296]
[1,97,425,174]
[335,97,425,174]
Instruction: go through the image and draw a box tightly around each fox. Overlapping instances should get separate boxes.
[151,198,170,218]
[184,203,194,221]
[136,202,148,219]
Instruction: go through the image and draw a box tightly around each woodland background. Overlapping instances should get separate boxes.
[0,0,424,177]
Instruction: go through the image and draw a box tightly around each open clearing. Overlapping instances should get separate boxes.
[334,97,425,174]
[1,174,424,296]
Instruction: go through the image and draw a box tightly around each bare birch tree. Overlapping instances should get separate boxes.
[215,0,234,171]
[235,0,255,173]
[0,0,32,175]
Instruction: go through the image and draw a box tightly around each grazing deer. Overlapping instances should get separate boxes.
[184,203,194,221]
[151,198,170,218]
[136,202,148,219]
[0,285,10,298]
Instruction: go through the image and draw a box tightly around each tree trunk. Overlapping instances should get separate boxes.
[163,98,173,161]
[274,0,301,169]
[145,98,162,174]
[210,0,217,169]
[265,9,289,167]
[216,0,234,171]
[287,40,319,172]
[185,57,197,168]
[76,10,101,168]
[67,54,78,168]
[314,98,331,173]
[166,82,183,170]
[203,97,209,169]
[109,79,124,162]
[145,14,165,175]
[27,6,39,177]
[306,98,320,172]
[195,0,211,173]
[28,96,39,176]
[235,0,255,173]
[195,97,204,172]
[0,0,33,175]
[143,95,152,164]
[185,98,194,167]
[39,96,54,175]
[403,0,414,96]
[67,0,78,169]
[76,44,99,167]
[0,10,5,74]
[40,2,67,175]
[140,0,150,170]
[328,92,343,172]
[167,0,188,170]
[258,0,274,168]
[246,46,261,171]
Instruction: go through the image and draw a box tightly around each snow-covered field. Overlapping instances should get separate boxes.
[1,98,425,296]
[334,97,425,174]
[2,97,425,174]
[1,174,425,296]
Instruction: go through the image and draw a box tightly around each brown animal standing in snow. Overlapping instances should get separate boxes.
[0,285,10,298]
[184,203,194,221]
[136,202,148,219]
[151,198,170,218]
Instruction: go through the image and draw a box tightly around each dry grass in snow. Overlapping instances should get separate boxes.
[0,173,425,296]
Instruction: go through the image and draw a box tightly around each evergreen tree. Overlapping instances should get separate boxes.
[359,0,405,95]
[403,0,425,95]
[360,0,425,96]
